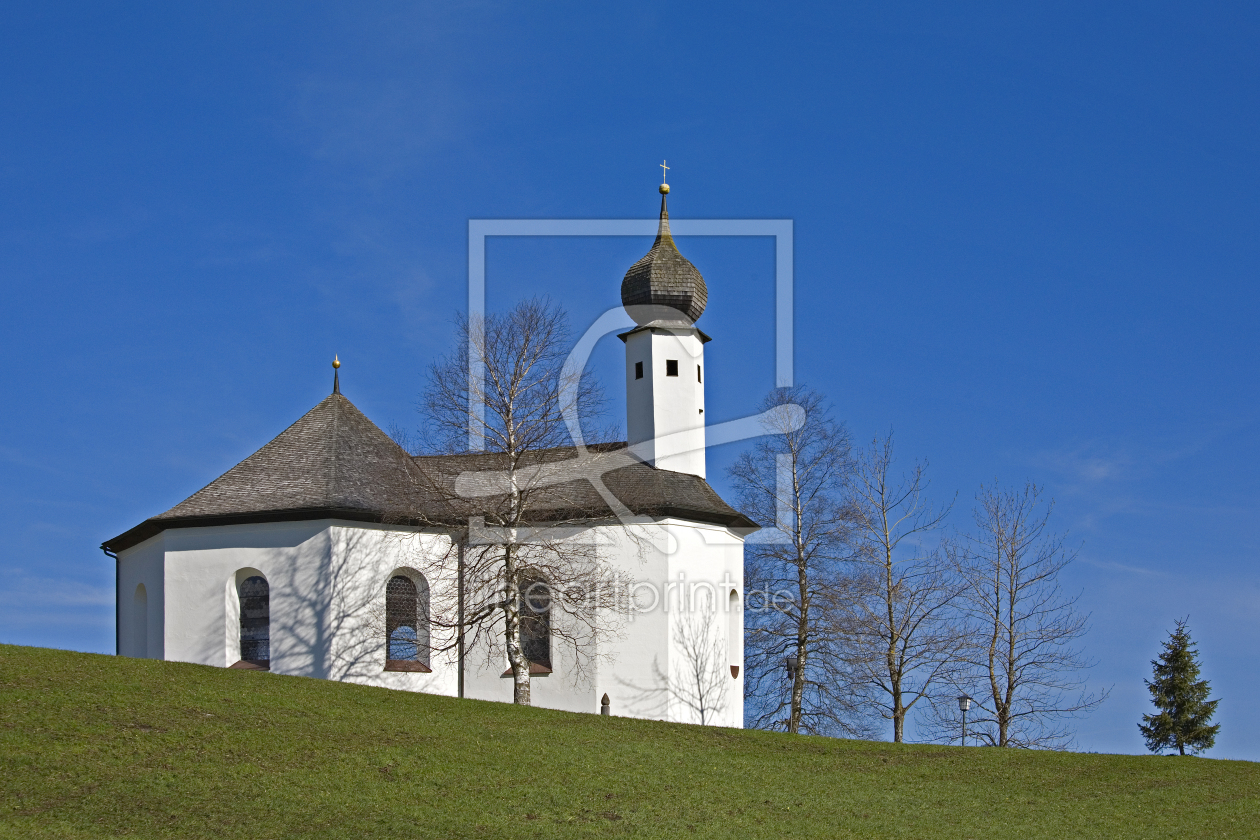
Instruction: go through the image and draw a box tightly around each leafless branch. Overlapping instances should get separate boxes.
[923,481,1108,748]
[730,386,871,737]
[831,432,964,743]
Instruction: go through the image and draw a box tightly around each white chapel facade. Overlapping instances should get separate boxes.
[104,186,755,727]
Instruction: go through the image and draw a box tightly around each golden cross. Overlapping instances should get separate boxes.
[660,160,669,183]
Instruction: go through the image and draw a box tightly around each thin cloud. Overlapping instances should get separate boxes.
[1026,419,1256,488]
[286,74,476,182]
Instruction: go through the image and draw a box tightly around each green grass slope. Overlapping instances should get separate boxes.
[1,645,1255,839]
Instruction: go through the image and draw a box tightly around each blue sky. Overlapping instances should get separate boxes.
[2,2,1257,759]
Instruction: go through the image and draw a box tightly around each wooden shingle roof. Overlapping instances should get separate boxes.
[620,191,708,325]
[103,393,755,553]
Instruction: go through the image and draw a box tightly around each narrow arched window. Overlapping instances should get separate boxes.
[386,574,430,671]
[728,588,741,679]
[238,576,270,665]
[520,576,552,670]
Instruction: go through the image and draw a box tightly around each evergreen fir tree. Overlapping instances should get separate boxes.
[1138,619,1220,756]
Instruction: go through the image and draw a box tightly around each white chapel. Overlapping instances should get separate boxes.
[104,186,756,727]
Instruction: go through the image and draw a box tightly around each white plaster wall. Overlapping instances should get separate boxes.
[117,514,743,727]
[593,519,743,727]
[462,613,600,714]
[155,519,458,697]
[624,328,706,478]
[461,519,744,728]
[594,521,672,721]
[662,520,745,728]
[460,531,610,714]
[161,520,328,668]
[117,535,165,659]
[317,523,458,696]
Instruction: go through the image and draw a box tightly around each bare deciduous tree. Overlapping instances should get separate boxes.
[930,481,1107,748]
[730,386,868,736]
[837,433,962,743]
[399,298,634,705]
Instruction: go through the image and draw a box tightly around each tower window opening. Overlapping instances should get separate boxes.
[697,365,702,383]
[635,361,643,380]
[666,360,678,377]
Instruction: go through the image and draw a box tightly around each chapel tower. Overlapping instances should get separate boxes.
[620,182,709,478]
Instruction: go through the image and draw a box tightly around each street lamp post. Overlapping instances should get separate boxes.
[957,695,972,747]
[784,656,802,733]
[785,655,800,682]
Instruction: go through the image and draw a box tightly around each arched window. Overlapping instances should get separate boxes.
[133,583,148,658]
[520,576,552,670]
[727,588,741,679]
[238,575,270,666]
[385,574,430,671]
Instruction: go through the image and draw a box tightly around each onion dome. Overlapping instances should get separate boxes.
[621,186,707,326]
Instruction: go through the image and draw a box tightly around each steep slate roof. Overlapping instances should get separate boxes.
[103,394,756,553]
[620,190,708,325]
[413,443,754,529]
[103,393,433,552]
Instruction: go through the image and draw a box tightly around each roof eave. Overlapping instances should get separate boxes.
[101,506,431,555]
[616,324,712,344]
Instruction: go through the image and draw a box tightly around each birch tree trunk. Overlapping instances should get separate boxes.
[398,298,630,706]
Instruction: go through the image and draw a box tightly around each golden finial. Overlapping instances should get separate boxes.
[332,355,341,369]
[332,355,341,394]
[659,160,669,194]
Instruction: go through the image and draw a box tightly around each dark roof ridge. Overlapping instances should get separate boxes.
[328,391,341,503]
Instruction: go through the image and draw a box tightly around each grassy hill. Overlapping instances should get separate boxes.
[0,645,1255,839]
